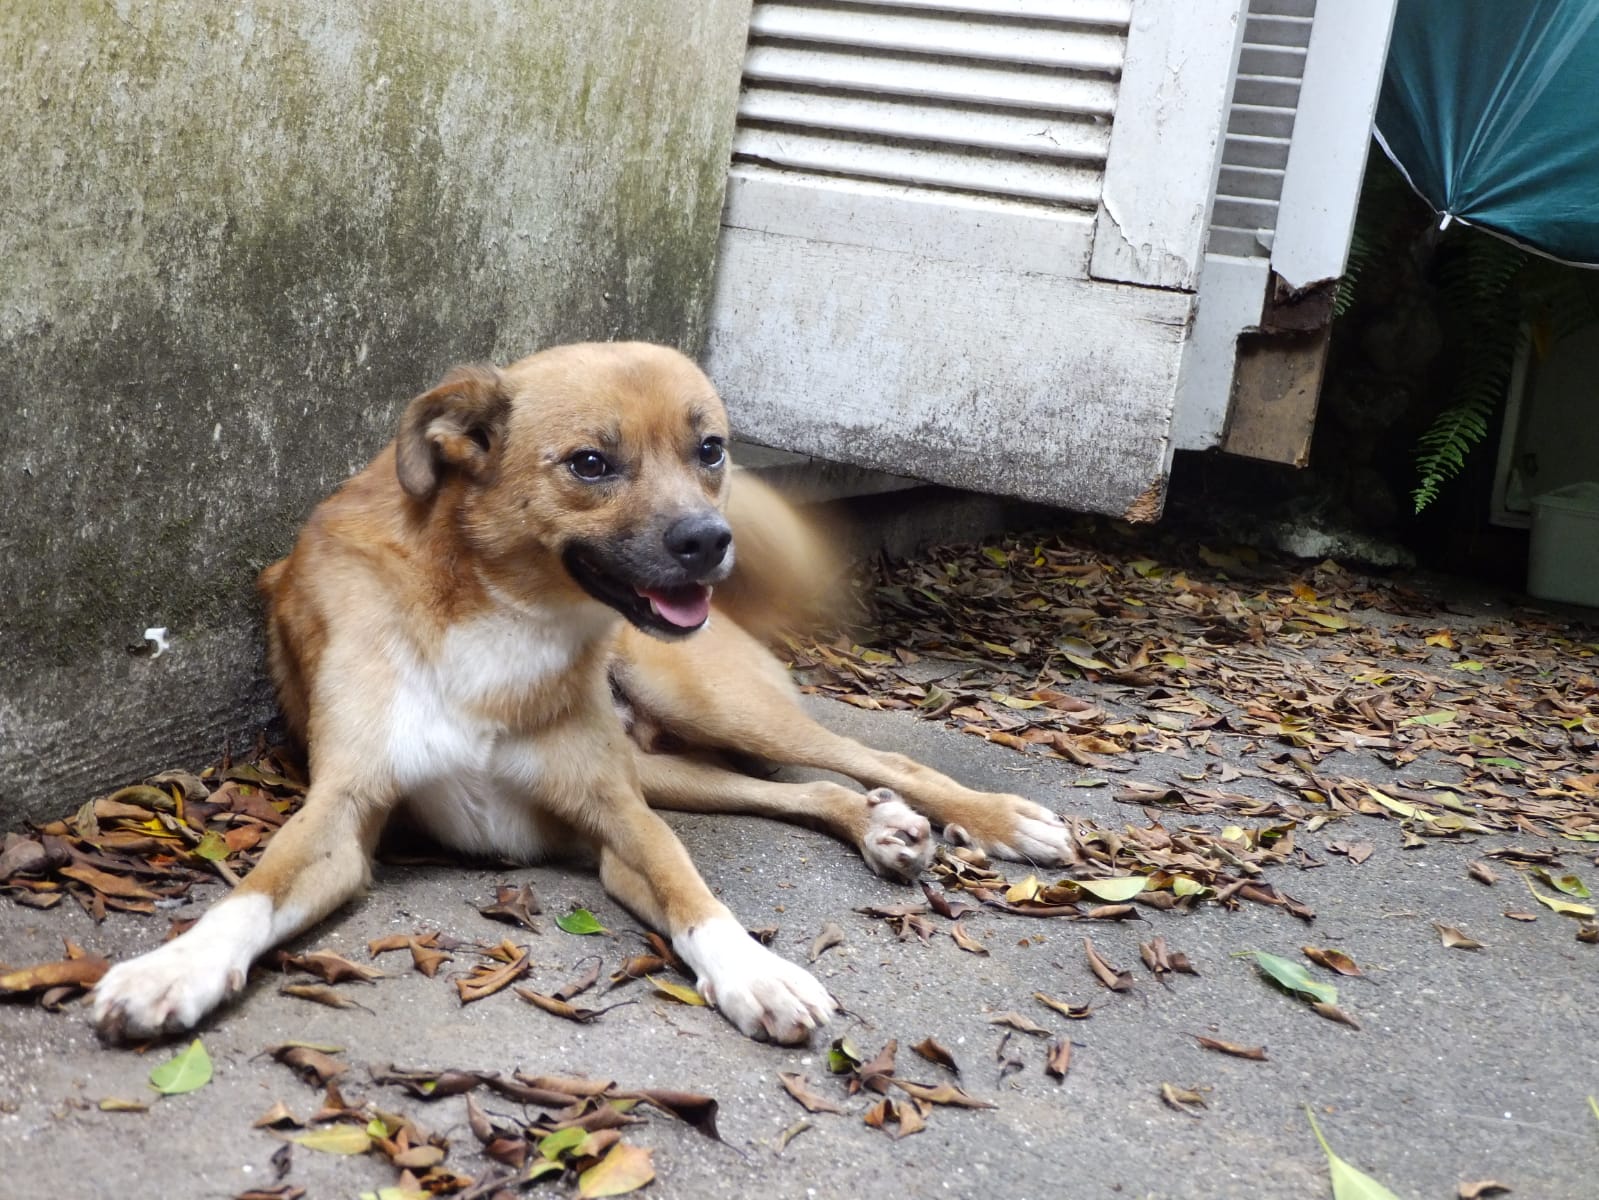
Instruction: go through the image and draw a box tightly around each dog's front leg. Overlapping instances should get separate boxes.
[92,775,389,1040]
[594,803,836,1043]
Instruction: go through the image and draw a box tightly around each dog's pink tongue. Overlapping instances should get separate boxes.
[640,584,712,628]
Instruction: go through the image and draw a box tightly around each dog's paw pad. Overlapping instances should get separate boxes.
[862,791,934,881]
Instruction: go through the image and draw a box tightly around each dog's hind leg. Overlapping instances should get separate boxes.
[93,753,395,1040]
[633,751,933,881]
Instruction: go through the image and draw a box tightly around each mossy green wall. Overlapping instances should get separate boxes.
[0,0,750,822]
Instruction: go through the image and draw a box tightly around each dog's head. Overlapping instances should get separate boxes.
[395,342,734,638]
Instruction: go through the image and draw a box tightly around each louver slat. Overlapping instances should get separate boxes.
[743,42,1118,116]
[1206,2,1316,257]
[735,1,1129,212]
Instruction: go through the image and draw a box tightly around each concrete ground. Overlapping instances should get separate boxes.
[2,680,1597,1200]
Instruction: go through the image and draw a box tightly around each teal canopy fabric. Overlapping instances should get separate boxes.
[1375,0,1599,266]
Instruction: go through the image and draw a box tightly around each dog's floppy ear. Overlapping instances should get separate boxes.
[395,365,511,499]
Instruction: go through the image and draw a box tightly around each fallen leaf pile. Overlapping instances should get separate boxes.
[254,1043,703,1198]
[1,751,306,919]
[794,526,1599,847]
[776,1036,995,1141]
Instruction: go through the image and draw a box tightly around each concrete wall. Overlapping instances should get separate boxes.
[0,0,750,825]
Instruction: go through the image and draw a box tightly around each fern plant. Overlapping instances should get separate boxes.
[1407,232,1599,512]
[1409,232,1529,512]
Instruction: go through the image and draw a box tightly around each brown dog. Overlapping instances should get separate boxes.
[92,342,1072,1044]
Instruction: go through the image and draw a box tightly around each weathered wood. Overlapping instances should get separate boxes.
[1220,327,1330,466]
[706,227,1188,518]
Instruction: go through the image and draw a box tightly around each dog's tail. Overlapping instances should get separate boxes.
[715,470,851,643]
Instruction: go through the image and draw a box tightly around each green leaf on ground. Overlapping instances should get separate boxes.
[148,1039,212,1095]
[1242,950,1338,1005]
[1532,868,1592,899]
[1529,884,1596,917]
[191,830,229,861]
[556,908,609,935]
[1306,1107,1402,1199]
[539,1126,589,1160]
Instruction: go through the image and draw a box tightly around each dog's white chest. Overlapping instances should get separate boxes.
[387,603,603,858]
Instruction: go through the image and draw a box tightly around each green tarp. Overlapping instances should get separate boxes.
[1376,0,1599,266]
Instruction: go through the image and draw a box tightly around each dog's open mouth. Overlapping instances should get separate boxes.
[563,549,713,636]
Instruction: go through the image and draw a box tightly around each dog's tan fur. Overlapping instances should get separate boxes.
[92,342,1070,1044]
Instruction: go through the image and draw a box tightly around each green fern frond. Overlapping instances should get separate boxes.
[1410,327,1523,514]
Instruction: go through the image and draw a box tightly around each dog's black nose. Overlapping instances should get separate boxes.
[663,512,732,574]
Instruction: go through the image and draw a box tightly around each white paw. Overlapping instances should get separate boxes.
[862,788,934,881]
[92,895,271,1040]
[675,918,836,1044]
[945,797,1074,867]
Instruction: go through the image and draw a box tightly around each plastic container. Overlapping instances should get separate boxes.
[1527,481,1599,606]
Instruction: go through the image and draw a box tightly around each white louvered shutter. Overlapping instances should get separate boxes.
[1208,0,1314,260]
[705,0,1248,517]
[734,2,1123,212]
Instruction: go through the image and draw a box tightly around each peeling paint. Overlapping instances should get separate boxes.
[1121,477,1167,524]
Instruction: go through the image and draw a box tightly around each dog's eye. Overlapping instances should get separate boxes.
[568,450,612,481]
[698,437,726,469]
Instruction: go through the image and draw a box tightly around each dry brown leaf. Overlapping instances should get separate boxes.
[606,953,669,990]
[778,1072,846,1114]
[1045,1038,1072,1080]
[1434,922,1484,951]
[0,955,108,994]
[987,1011,1051,1036]
[267,1044,347,1086]
[281,950,382,985]
[950,921,989,955]
[1467,861,1500,886]
[1311,1001,1361,1029]
[456,946,531,1002]
[410,940,452,977]
[279,983,370,1011]
[479,883,542,932]
[910,1037,960,1075]
[1034,992,1093,1020]
[862,1097,924,1139]
[554,956,603,1002]
[252,1101,302,1129]
[1160,1082,1210,1116]
[390,1145,445,1170]
[890,1080,995,1109]
[1457,1181,1512,1199]
[1192,1035,1267,1061]
[1302,946,1364,976]
[808,922,845,962]
[853,1040,898,1095]
[58,864,154,900]
[1083,937,1134,992]
[921,881,977,919]
[513,986,632,1024]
